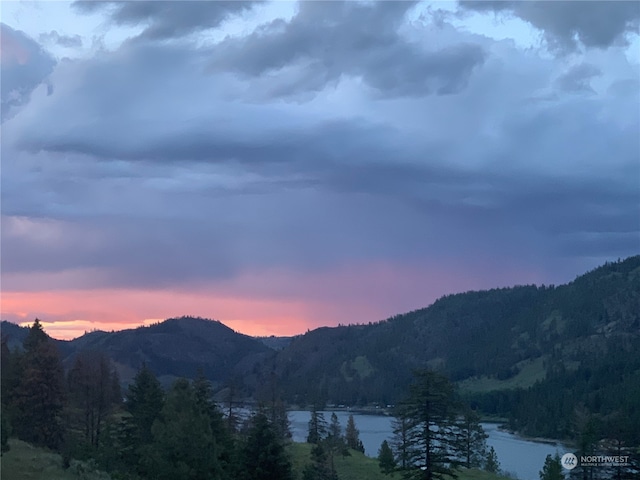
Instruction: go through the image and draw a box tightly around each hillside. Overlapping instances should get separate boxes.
[0,439,111,480]
[261,256,640,440]
[0,321,29,350]
[4,257,638,442]
[2,316,272,387]
[287,442,514,480]
[74,316,274,386]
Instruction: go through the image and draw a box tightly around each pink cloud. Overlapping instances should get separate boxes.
[1,259,545,341]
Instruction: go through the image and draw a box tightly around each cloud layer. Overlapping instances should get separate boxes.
[1,1,639,338]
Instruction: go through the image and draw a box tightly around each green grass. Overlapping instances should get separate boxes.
[289,442,400,480]
[458,356,547,393]
[0,439,111,480]
[341,356,375,382]
[288,442,512,480]
[351,356,374,379]
[3,437,512,480]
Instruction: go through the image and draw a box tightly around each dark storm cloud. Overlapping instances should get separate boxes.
[209,1,486,97]
[3,140,636,292]
[1,214,239,289]
[39,30,83,48]
[459,0,640,50]
[21,115,391,168]
[72,0,258,40]
[2,1,638,296]
[0,23,56,122]
[555,63,602,93]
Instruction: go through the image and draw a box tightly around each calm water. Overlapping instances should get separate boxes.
[288,411,568,480]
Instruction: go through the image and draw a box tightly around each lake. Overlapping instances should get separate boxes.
[288,410,568,480]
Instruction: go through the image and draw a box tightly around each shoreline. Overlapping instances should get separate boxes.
[484,422,570,448]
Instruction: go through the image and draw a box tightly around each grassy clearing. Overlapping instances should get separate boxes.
[288,442,513,480]
[0,439,110,480]
[458,356,547,393]
[3,437,513,480]
[289,442,400,480]
[351,356,374,379]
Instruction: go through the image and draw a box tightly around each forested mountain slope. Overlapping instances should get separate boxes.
[264,256,640,441]
[3,257,638,441]
[1,316,272,387]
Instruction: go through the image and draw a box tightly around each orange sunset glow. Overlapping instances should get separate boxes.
[2,289,320,340]
[1,260,547,341]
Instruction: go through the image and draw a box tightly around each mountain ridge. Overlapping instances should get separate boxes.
[3,256,638,441]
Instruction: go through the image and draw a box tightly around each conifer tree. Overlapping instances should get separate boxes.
[345,414,364,453]
[120,363,164,475]
[193,371,236,479]
[307,406,327,444]
[125,363,164,445]
[397,369,460,480]
[328,412,342,439]
[242,412,294,480]
[485,446,500,474]
[378,440,397,474]
[302,442,338,480]
[13,319,65,449]
[67,350,121,448]
[452,408,487,468]
[391,413,414,471]
[1,334,15,454]
[539,453,563,480]
[142,378,221,480]
[258,370,292,441]
[324,412,345,475]
[326,412,347,452]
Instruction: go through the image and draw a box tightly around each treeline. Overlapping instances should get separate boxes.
[300,370,504,480]
[466,334,640,444]
[0,319,502,480]
[264,257,640,440]
[303,409,365,479]
[383,370,498,480]
[1,319,295,479]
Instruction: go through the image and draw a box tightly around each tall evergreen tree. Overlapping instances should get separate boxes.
[378,440,397,474]
[67,350,121,448]
[307,406,327,444]
[257,370,292,441]
[345,414,364,453]
[327,413,348,452]
[328,412,342,440]
[193,371,236,479]
[391,412,414,471]
[1,334,15,454]
[23,318,48,350]
[142,378,221,480]
[452,408,487,468]
[539,453,563,480]
[125,363,164,445]
[121,363,164,475]
[13,319,65,449]
[302,442,338,480]
[223,376,240,433]
[241,412,294,480]
[485,446,500,474]
[398,369,460,480]
[324,413,346,475]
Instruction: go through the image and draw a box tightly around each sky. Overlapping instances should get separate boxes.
[1,1,639,340]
